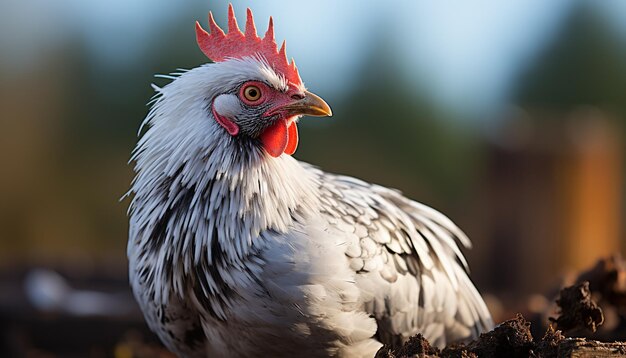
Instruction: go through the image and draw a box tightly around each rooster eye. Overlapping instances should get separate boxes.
[243,85,262,102]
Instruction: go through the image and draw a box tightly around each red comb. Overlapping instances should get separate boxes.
[196,4,302,86]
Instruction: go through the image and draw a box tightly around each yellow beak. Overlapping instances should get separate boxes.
[281,91,332,117]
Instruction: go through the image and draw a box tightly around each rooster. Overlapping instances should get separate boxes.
[127,5,493,358]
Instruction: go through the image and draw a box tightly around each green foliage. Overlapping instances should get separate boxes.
[514,3,626,116]
[298,39,479,204]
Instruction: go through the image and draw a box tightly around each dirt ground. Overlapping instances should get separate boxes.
[378,255,626,358]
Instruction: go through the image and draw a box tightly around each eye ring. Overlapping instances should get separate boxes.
[243,85,262,102]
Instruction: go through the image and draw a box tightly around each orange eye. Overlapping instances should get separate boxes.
[243,85,262,102]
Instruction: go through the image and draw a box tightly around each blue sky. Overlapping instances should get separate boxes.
[2,0,625,119]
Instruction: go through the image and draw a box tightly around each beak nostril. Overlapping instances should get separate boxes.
[291,93,305,100]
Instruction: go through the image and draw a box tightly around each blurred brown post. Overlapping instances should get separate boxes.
[480,107,623,294]
[559,109,622,272]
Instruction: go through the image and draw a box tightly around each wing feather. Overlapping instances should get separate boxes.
[314,168,493,347]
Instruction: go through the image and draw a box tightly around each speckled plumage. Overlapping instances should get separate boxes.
[127,14,493,357]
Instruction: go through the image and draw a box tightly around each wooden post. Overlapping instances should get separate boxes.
[559,109,622,272]
[480,108,623,294]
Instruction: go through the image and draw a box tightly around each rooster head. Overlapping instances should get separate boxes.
[194,4,332,157]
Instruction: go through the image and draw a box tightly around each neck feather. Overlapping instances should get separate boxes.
[129,126,318,258]
[128,63,319,305]
[128,112,319,307]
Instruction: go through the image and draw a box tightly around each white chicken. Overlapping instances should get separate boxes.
[127,5,493,357]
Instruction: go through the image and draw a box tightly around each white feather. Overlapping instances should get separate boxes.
[127,56,492,357]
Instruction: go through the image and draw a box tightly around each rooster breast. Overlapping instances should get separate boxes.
[128,157,492,357]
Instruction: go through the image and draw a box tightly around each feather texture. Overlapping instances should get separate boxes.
[127,57,493,357]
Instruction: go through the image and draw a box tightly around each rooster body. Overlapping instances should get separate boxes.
[128,6,492,358]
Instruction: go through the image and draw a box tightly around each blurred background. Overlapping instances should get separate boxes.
[1,0,626,356]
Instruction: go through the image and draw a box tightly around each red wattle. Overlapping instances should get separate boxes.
[284,122,299,155]
[260,120,288,157]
